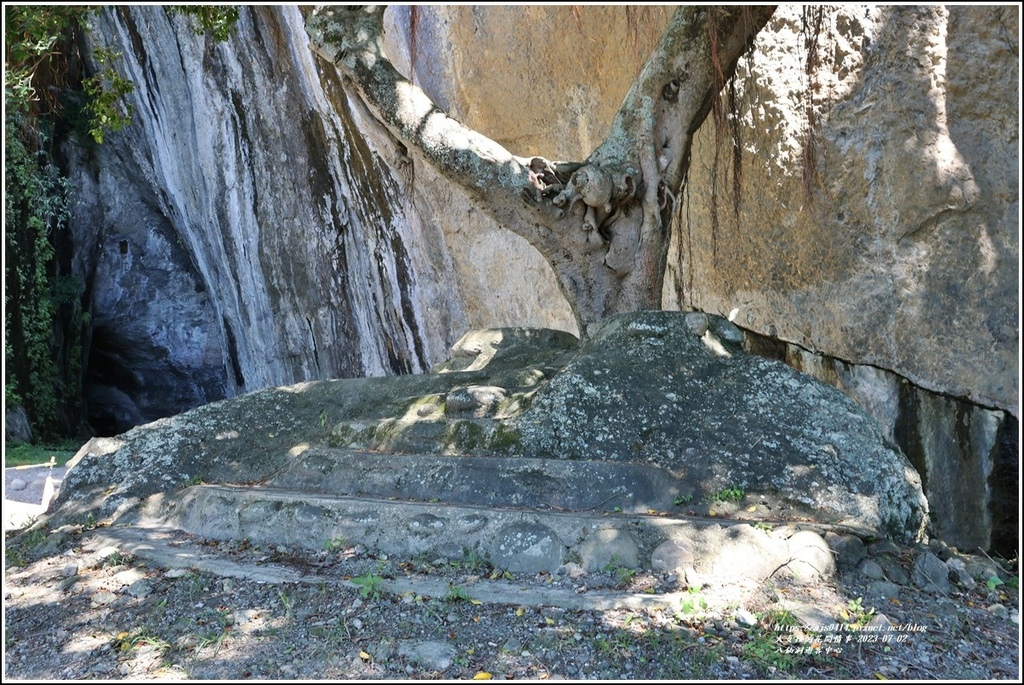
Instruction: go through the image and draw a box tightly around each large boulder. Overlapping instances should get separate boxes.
[511,312,928,541]
[49,312,927,544]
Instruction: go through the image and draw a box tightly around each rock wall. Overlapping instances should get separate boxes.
[380,5,1018,552]
[67,6,475,432]
[64,6,1015,549]
[664,5,1018,417]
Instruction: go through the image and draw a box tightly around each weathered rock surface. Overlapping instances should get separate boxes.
[66,6,478,433]
[4,406,33,444]
[668,5,1018,416]
[509,312,928,540]
[62,7,1013,556]
[746,331,1018,556]
[51,312,927,556]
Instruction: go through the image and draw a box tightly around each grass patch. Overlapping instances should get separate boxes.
[4,441,80,468]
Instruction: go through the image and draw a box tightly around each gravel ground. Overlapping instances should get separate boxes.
[4,524,1019,681]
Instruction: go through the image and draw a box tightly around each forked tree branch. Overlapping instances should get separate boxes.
[306,6,776,329]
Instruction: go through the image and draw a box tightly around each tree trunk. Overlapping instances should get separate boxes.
[306,5,775,332]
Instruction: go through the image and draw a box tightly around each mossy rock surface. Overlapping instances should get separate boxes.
[50,312,927,543]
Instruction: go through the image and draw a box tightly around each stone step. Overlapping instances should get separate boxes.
[265,446,694,514]
[150,482,841,584]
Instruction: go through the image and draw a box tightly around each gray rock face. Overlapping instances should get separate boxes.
[52,312,928,549]
[4,407,33,444]
[748,332,1017,556]
[513,312,928,541]
[397,640,456,672]
[66,6,474,434]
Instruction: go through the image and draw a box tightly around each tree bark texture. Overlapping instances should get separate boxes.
[306,5,775,331]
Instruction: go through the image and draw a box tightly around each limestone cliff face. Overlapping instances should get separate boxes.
[379,6,673,338]
[665,5,1018,417]
[379,5,1018,553]
[382,4,1016,415]
[68,6,471,432]
[66,6,1015,549]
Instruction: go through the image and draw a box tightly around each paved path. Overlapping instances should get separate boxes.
[4,463,66,531]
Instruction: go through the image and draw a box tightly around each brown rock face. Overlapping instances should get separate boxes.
[665,5,1017,415]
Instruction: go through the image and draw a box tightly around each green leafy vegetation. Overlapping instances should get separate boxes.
[323,536,347,552]
[677,586,708,615]
[3,440,79,468]
[350,571,385,600]
[986,575,1005,592]
[444,583,472,602]
[709,486,745,503]
[603,554,637,586]
[840,596,875,628]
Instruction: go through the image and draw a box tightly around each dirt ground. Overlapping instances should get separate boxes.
[4,522,1019,681]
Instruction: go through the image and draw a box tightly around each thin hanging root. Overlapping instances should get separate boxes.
[658,183,676,211]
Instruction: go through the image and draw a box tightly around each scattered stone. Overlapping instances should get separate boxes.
[874,555,910,585]
[708,316,745,348]
[945,557,976,589]
[397,640,456,672]
[865,613,893,631]
[735,609,757,628]
[866,540,901,557]
[164,568,190,579]
[987,604,1009,620]
[555,562,586,579]
[858,558,886,580]
[579,527,639,572]
[683,566,703,589]
[684,313,709,337]
[865,581,901,599]
[126,579,152,598]
[90,590,118,607]
[788,604,839,635]
[928,538,953,561]
[491,522,564,573]
[826,532,867,569]
[9,478,28,492]
[502,637,522,653]
[964,557,1004,583]
[913,551,951,595]
[445,385,508,417]
[112,569,146,588]
[786,530,836,580]
[94,546,121,560]
[369,639,394,661]
[61,563,79,578]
